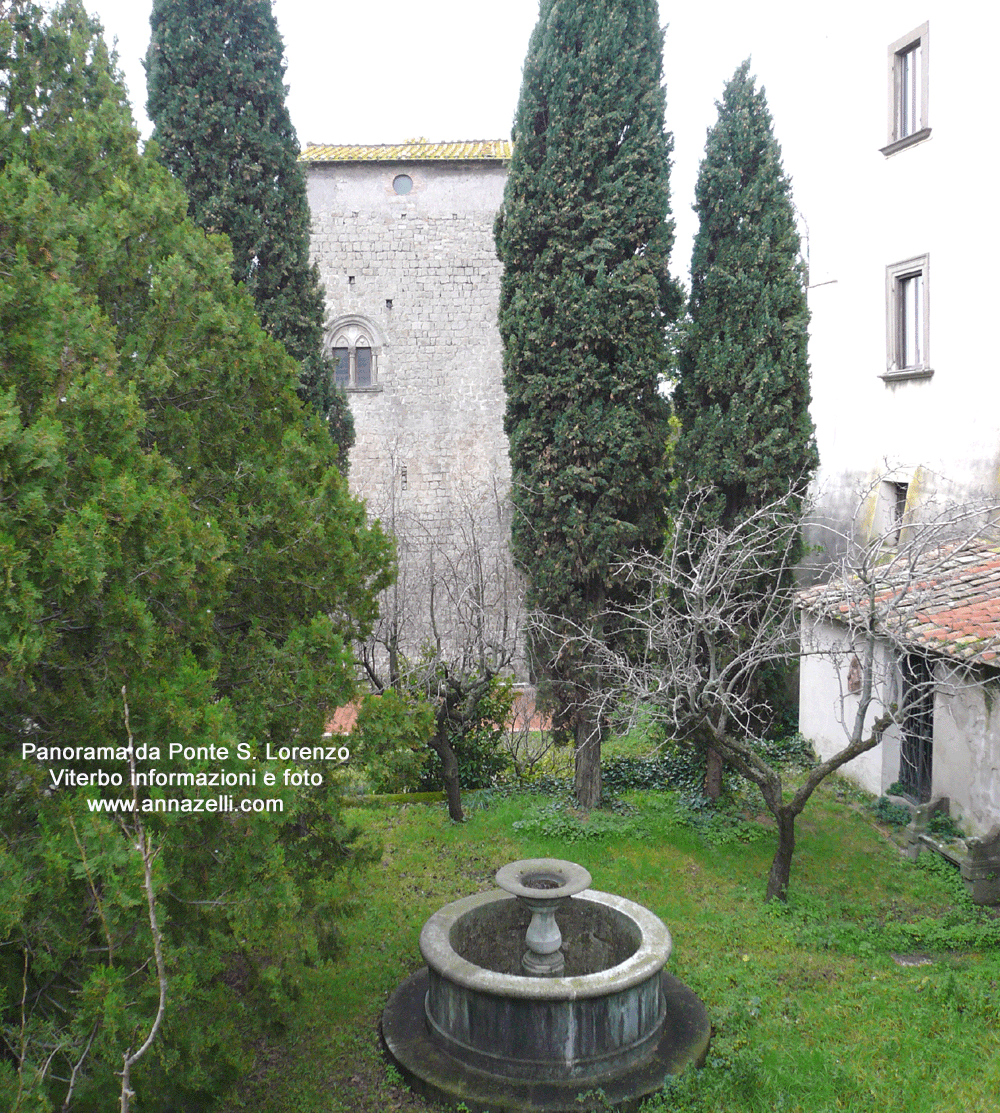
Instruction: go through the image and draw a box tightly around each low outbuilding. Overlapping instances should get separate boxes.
[798,540,1000,837]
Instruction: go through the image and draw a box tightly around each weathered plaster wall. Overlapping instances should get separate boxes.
[800,618,1000,835]
[306,160,521,666]
[933,665,1000,836]
[799,616,901,795]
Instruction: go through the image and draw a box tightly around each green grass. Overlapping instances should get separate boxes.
[220,778,1000,1113]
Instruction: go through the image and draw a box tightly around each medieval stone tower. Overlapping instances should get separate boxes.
[302,140,521,675]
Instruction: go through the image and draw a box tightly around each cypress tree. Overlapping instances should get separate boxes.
[145,0,353,464]
[674,61,817,759]
[496,0,681,808]
[674,60,817,529]
[2,3,390,1105]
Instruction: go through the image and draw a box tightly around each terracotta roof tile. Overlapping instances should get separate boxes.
[798,539,1000,667]
[300,139,512,163]
[326,702,359,735]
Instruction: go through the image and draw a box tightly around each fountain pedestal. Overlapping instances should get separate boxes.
[494,858,592,976]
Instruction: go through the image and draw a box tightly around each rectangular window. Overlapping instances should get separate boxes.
[882,22,930,154]
[355,346,372,388]
[885,255,930,379]
[879,480,909,544]
[333,347,350,388]
[899,272,923,368]
[899,653,934,803]
[897,42,920,139]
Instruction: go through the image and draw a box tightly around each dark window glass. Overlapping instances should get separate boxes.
[897,43,920,138]
[899,653,933,803]
[356,346,372,387]
[333,347,349,387]
[899,272,924,367]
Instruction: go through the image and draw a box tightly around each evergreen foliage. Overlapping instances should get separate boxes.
[674,60,817,528]
[672,62,817,741]
[495,0,680,807]
[1,4,391,1106]
[145,0,353,464]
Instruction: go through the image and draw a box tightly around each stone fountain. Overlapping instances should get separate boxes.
[381,858,709,1112]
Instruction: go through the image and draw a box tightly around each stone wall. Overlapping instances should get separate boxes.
[306,159,523,672]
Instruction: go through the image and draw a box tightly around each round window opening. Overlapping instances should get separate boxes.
[392,174,413,195]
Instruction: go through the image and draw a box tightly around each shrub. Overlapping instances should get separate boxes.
[871,796,913,827]
[419,675,514,791]
[351,690,434,793]
[927,810,965,839]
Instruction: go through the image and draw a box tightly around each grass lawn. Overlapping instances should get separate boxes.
[220,776,1000,1113]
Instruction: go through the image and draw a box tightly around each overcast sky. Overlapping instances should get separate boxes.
[82,0,906,281]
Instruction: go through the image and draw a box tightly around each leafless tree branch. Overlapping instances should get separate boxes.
[543,483,1000,900]
[117,688,168,1113]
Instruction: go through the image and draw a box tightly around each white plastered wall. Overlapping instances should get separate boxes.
[799,615,901,796]
[932,664,1000,836]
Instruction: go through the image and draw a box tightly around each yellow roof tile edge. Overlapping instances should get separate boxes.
[299,140,512,163]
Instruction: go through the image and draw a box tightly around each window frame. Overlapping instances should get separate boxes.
[879,479,910,545]
[884,255,931,381]
[332,346,350,389]
[326,316,384,393]
[898,652,934,803]
[881,22,931,156]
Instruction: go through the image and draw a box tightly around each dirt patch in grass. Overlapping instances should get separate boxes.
[333,1058,429,1113]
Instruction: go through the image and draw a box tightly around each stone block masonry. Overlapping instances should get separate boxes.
[306,156,523,672]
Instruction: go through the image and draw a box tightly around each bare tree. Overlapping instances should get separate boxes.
[560,486,1000,901]
[359,473,525,820]
[500,686,562,783]
[800,479,1000,810]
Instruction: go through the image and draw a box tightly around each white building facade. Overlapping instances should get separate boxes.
[799,5,1000,831]
[803,5,1000,568]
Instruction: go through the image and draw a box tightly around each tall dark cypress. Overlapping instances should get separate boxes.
[496,0,680,808]
[674,60,817,529]
[145,0,353,463]
[674,61,817,753]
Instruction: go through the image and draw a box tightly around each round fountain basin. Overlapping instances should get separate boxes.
[381,866,710,1112]
[420,888,670,1082]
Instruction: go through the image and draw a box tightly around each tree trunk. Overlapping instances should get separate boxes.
[430,728,464,822]
[704,747,723,799]
[765,807,796,902]
[388,629,400,689]
[574,709,602,810]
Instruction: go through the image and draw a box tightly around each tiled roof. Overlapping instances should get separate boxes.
[798,540,1000,666]
[300,139,512,163]
[326,687,550,736]
[325,702,360,735]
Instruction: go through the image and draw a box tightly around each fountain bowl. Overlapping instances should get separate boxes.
[494,857,593,901]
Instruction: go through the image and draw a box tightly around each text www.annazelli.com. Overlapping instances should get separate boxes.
[86,795,283,814]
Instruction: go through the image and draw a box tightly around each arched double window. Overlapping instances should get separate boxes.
[326,316,384,391]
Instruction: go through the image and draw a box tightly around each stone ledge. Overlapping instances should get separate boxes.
[903,797,1000,905]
